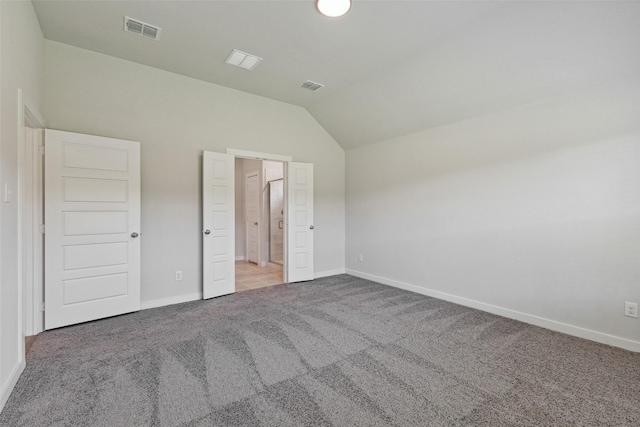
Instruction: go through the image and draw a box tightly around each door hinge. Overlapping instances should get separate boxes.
[39,224,45,233]
[38,145,45,155]
[39,302,45,312]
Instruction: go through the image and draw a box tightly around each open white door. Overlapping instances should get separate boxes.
[287,162,314,282]
[202,151,235,299]
[44,130,140,330]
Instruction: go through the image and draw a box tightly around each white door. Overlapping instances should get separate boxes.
[287,162,314,282]
[44,130,140,330]
[245,172,259,264]
[202,151,235,299]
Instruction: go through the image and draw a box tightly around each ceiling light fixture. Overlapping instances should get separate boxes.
[316,0,351,18]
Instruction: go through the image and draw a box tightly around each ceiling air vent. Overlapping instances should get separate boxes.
[225,49,263,71]
[300,80,324,92]
[124,16,161,41]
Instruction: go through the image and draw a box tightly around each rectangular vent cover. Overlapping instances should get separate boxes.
[124,17,161,40]
[300,80,324,91]
[225,49,263,71]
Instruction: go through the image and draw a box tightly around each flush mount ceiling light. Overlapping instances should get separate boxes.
[316,0,351,17]
[224,49,263,71]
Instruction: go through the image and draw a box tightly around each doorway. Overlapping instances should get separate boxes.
[202,149,314,299]
[235,158,284,292]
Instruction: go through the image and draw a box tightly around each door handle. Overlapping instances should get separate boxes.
[203,229,211,235]
[309,225,314,230]
[131,232,139,238]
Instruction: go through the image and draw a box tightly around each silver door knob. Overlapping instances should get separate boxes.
[131,232,139,238]
[309,225,314,230]
[203,229,211,235]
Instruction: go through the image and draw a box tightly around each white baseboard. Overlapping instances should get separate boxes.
[235,256,245,261]
[0,360,25,413]
[346,269,640,353]
[140,292,202,310]
[315,268,346,279]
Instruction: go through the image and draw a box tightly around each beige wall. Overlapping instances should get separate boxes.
[44,41,345,305]
[0,0,45,409]
[346,77,640,351]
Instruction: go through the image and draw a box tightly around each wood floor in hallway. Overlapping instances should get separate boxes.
[235,261,284,292]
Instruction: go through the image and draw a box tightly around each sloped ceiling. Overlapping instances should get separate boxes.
[32,1,640,150]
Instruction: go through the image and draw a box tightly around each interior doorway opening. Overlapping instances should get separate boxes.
[202,148,313,299]
[234,157,284,292]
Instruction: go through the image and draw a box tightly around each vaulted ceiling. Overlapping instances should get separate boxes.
[32,1,640,150]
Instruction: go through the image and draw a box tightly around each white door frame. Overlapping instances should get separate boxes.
[244,171,260,265]
[227,149,292,282]
[18,89,46,342]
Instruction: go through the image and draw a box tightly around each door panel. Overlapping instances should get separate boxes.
[62,177,127,202]
[203,151,235,299]
[45,129,140,330]
[63,211,128,235]
[63,273,128,305]
[63,143,128,171]
[63,242,128,270]
[287,162,314,282]
[245,173,259,264]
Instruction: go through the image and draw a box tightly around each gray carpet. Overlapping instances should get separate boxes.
[1,274,639,426]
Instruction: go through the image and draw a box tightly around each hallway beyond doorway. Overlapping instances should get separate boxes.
[235,261,283,292]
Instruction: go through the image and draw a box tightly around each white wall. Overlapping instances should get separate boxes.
[44,41,345,306]
[346,77,640,351]
[0,0,44,410]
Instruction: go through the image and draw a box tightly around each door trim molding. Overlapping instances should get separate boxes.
[227,148,292,162]
[18,89,46,340]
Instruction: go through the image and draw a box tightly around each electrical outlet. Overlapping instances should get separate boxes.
[624,301,638,318]
[358,253,363,262]
[175,270,183,281]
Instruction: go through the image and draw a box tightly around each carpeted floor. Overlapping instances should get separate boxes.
[1,274,639,426]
